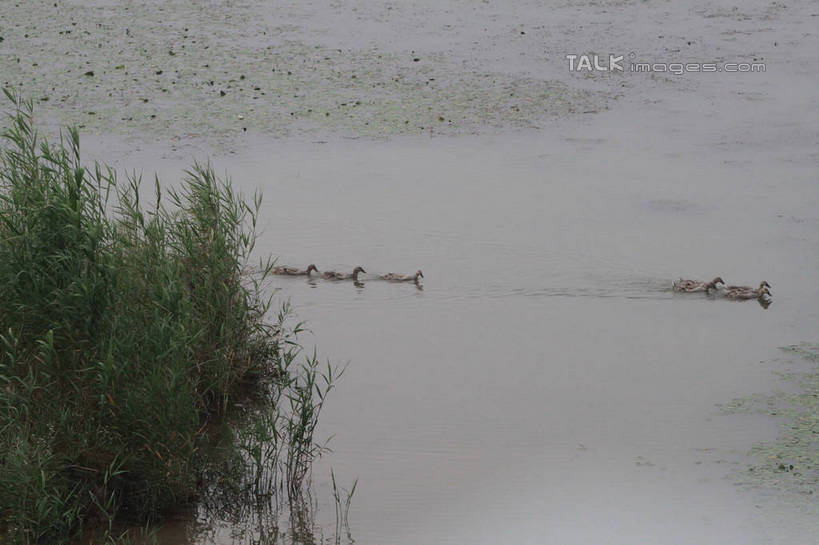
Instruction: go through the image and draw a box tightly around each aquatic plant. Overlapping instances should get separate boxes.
[330,469,357,544]
[0,90,337,544]
[724,343,819,499]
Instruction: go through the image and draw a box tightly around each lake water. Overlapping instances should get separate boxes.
[61,0,819,541]
[106,100,819,544]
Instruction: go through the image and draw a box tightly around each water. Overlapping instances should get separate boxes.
[67,0,819,541]
[106,108,818,544]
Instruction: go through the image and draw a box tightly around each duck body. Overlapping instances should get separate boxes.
[272,264,318,276]
[722,281,771,300]
[673,277,724,293]
[380,270,424,283]
[322,266,366,281]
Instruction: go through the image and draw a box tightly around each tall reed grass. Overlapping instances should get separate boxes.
[0,90,337,544]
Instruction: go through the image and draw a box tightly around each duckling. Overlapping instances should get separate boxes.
[322,266,366,281]
[272,264,318,276]
[721,281,771,300]
[673,277,724,293]
[380,270,424,283]
[724,280,771,292]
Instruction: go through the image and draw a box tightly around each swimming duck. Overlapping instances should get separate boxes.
[672,277,724,293]
[322,266,366,281]
[272,264,319,276]
[721,281,771,300]
[380,270,424,283]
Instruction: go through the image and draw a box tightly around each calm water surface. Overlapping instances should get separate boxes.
[97,109,819,544]
[17,0,816,540]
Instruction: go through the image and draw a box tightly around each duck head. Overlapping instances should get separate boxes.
[760,280,771,290]
[306,264,318,275]
[706,277,724,293]
[353,266,366,276]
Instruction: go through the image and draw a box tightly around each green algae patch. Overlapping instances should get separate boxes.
[0,1,606,148]
[724,344,819,498]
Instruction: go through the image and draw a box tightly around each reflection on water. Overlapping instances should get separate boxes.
[145,477,356,545]
[121,463,350,545]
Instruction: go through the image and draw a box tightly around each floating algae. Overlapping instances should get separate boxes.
[724,344,819,499]
[0,1,606,149]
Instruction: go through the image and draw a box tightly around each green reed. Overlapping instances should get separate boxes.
[0,90,338,544]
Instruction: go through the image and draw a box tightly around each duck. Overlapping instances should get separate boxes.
[322,266,366,281]
[380,270,424,283]
[272,264,319,276]
[721,281,771,300]
[672,277,724,293]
